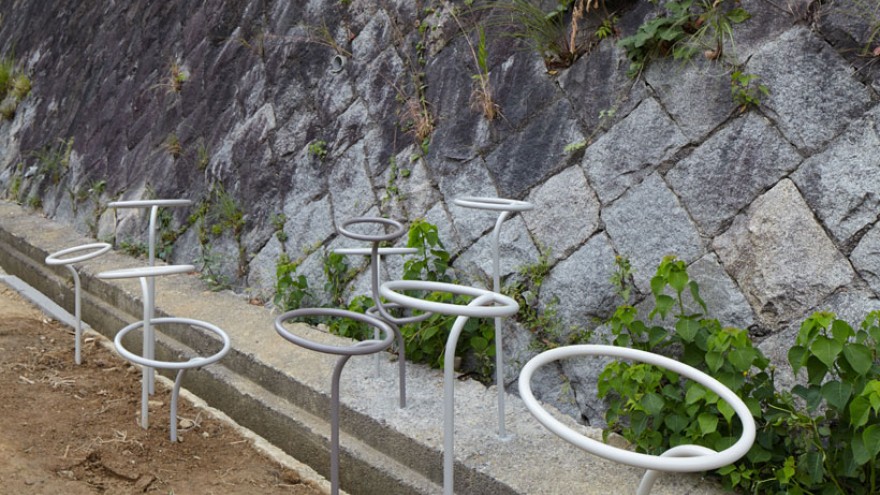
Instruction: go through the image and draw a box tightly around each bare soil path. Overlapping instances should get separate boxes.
[0,283,325,495]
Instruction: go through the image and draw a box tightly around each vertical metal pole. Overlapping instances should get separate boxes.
[146,205,158,395]
[330,354,352,495]
[66,266,83,365]
[370,244,407,408]
[171,369,188,442]
[139,276,151,429]
[492,211,510,439]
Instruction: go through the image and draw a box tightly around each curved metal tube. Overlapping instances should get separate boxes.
[379,280,518,495]
[336,216,426,408]
[98,264,194,403]
[45,242,112,364]
[518,345,756,492]
[637,445,717,495]
[114,316,230,441]
[453,196,533,439]
[275,308,394,495]
[109,198,191,394]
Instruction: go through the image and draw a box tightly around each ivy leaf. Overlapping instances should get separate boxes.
[668,268,688,293]
[793,384,822,411]
[728,348,755,372]
[640,392,665,415]
[853,434,872,465]
[686,383,707,405]
[798,451,824,485]
[675,316,700,342]
[717,399,735,424]
[843,344,873,375]
[650,275,666,296]
[469,335,489,353]
[648,326,668,347]
[850,395,872,428]
[864,425,880,458]
[698,413,718,436]
[820,380,853,411]
[725,7,752,23]
[788,345,808,374]
[806,355,828,386]
[831,319,854,343]
[651,294,675,320]
[664,414,689,433]
[810,336,843,368]
[688,281,707,314]
[705,351,724,373]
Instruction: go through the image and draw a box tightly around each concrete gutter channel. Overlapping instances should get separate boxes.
[0,201,726,495]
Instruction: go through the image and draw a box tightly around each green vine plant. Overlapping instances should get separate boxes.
[598,255,880,494]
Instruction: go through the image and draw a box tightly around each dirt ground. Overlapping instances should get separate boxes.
[0,284,325,495]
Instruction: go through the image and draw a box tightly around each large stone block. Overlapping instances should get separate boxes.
[714,179,855,329]
[667,112,802,236]
[483,98,583,198]
[558,39,646,136]
[539,233,619,330]
[791,105,880,247]
[746,26,873,152]
[851,221,880,294]
[521,166,600,262]
[454,216,538,283]
[602,173,705,291]
[582,98,688,204]
[437,157,501,246]
[645,57,735,142]
[328,141,378,226]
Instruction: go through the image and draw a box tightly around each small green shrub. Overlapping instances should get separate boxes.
[274,252,315,311]
[11,73,30,100]
[308,140,328,161]
[730,70,769,113]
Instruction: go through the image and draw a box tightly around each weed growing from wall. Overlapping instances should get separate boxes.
[618,0,751,77]
[0,53,31,120]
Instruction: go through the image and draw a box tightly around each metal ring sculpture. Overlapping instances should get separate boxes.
[453,196,533,440]
[98,263,196,437]
[379,280,519,495]
[335,217,428,408]
[45,242,112,364]
[275,308,394,495]
[517,345,756,494]
[109,199,192,395]
[115,316,230,442]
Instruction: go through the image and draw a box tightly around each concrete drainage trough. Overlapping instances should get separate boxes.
[0,201,728,495]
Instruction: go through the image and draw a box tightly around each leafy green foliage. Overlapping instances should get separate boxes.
[618,0,751,77]
[274,252,315,312]
[308,140,328,161]
[600,256,880,494]
[730,70,769,112]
